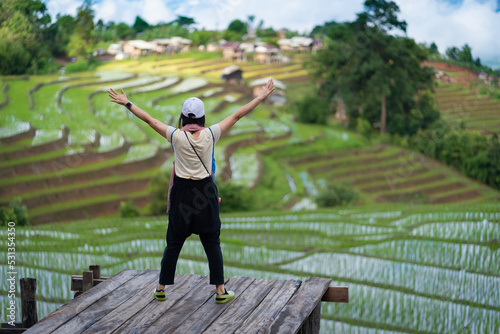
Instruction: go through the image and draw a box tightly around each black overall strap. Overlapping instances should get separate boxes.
[184,131,211,177]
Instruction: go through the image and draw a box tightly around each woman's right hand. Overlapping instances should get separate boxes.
[257,78,275,101]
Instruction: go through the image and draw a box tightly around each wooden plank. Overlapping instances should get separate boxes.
[143,276,231,334]
[266,277,332,334]
[51,270,158,334]
[202,278,276,334]
[236,279,302,334]
[23,269,142,334]
[80,274,189,334]
[0,329,27,333]
[111,274,205,334]
[171,276,255,334]
[321,286,348,303]
[297,303,321,334]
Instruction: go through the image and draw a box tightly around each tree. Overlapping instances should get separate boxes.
[71,0,95,59]
[310,0,437,136]
[361,0,407,32]
[133,16,149,33]
[0,0,52,74]
[52,14,76,56]
[310,21,338,38]
[224,19,247,40]
[174,15,195,27]
[429,42,439,55]
[192,29,218,46]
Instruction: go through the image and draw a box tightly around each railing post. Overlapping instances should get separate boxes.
[297,302,321,334]
[89,264,101,279]
[82,271,94,292]
[20,278,37,328]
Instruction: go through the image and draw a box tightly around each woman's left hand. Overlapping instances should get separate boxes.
[257,78,275,101]
[108,88,129,106]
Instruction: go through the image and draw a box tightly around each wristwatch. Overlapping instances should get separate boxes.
[125,102,132,109]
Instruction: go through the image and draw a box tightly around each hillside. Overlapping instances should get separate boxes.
[426,61,500,135]
[1,55,499,224]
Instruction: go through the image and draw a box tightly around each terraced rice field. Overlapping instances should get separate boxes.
[266,141,499,207]
[434,83,500,134]
[1,203,499,333]
[1,55,499,224]
[425,61,500,135]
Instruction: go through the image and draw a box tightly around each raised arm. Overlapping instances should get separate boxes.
[108,88,167,139]
[218,78,275,135]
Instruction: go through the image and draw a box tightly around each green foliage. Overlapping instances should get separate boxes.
[224,19,247,41]
[217,181,252,213]
[119,199,140,218]
[256,27,277,38]
[191,29,219,46]
[0,198,29,227]
[428,42,439,55]
[52,15,76,56]
[140,24,190,40]
[316,182,360,207]
[410,121,500,190]
[356,117,372,139]
[446,44,478,65]
[174,15,195,27]
[294,94,330,125]
[310,21,338,38]
[310,0,436,136]
[0,0,51,74]
[362,0,407,32]
[133,16,149,33]
[148,170,170,215]
[65,60,89,73]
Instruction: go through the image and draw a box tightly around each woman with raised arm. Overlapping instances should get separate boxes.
[108,78,275,304]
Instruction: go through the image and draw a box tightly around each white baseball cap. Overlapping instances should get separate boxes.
[181,97,205,118]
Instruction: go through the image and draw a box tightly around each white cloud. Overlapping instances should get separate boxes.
[395,0,500,60]
[186,0,365,32]
[91,0,176,26]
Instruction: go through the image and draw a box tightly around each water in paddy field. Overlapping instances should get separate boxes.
[1,205,498,333]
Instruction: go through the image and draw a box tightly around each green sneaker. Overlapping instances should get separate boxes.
[215,289,235,304]
[153,288,166,301]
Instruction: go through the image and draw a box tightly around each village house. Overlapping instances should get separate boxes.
[122,40,155,58]
[152,37,192,54]
[277,36,314,52]
[206,42,220,52]
[222,41,246,62]
[254,44,288,64]
[221,65,243,85]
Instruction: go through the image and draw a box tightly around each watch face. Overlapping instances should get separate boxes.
[126,102,132,108]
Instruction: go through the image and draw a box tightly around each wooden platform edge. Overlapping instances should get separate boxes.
[321,286,348,303]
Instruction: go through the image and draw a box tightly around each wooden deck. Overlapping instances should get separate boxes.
[22,269,343,334]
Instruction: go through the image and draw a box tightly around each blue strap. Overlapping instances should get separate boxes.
[208,127,216,179]
[170,129,177,166]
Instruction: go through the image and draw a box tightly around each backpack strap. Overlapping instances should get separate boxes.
[170,129,177,151]
[208,127,216,179]
[170,128,177,166]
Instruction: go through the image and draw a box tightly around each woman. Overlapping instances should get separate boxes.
[108,78,275,304]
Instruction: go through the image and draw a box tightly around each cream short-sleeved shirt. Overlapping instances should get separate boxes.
[166,124,221,180]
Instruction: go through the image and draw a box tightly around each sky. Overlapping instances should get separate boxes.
[45,0,500,68]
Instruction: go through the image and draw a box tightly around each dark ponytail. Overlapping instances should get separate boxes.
[178,113,205,128]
